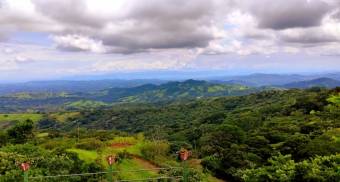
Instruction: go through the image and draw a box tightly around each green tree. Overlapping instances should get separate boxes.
[7,120,34,144]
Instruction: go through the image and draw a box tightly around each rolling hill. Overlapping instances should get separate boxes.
[100,79,260,103]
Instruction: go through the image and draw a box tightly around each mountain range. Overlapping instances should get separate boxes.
[282,77,340,89]
[0,80,263,112]
[0,73,339,112]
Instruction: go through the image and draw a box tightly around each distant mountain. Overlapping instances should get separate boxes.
[217,73,340,86]
[0,80,263,112]
[0,79,166,96]
[219,73,311,86]
[2,73,340,95]
[282,78,340,88]
[108,79,259,103]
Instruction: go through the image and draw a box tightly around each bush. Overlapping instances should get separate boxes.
[116,150,132,163]
[7,120,34,144]
[140,141,170,160]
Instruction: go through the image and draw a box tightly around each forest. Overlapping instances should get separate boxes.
[0,87,339,181]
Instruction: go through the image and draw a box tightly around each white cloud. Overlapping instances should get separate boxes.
[0,0,340,79]
[52,34,106,53]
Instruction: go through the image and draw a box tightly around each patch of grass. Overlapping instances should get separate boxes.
[0,113,43,123]
[36,132,49,138]
[67,148,98,163]
[328,94,340,105]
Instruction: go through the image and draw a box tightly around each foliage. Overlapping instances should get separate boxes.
[237,154,340,182]
[0,87,339,181]
[0,144,101,182]
[6,120,34,144]
[57,87,339,180]
[140,141,170,160]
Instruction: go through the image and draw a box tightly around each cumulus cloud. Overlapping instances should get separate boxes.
[279,28,340,44]
[240,0,332,30]
[0,0,231,53]
[31,0,226,53]
[0,0,340,76]
[52,34,106,53]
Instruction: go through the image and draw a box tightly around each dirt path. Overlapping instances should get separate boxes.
[131,155,160,173]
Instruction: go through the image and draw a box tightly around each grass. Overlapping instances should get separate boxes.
[328,94,340,105]
[64,136,176,181]
[66,143,158,181]
[67,148,98,163]
[36,132,49,138]
[0,113,43,122]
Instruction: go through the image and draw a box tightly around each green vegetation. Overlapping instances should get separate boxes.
[66,100,109,109]
[67,148,98,163]
[0,87,339,181]
[238,154,340,182]
[114,159,158,180]
[328,94,340,105]
[47,87,339,181]
[0,80,265,113]
[49,112,80,122]
[0,113,42,122]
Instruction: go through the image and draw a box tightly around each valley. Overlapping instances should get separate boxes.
[0,81,339,181]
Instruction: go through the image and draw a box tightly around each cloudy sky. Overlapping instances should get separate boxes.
[1,0,340,81]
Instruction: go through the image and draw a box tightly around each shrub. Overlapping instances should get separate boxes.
[140,141,170,160]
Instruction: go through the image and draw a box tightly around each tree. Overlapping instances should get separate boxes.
[7,120,34,144]
[237,154,296,182]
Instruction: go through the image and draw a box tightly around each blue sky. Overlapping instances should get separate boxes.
[0,0,340,82]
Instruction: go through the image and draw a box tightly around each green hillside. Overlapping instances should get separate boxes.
[118,80,258,103]
[1,87,339,181]
[52,87,340,181]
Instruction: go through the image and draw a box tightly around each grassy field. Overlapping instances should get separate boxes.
[67,148,98,163]
[0,113,43,122]
[66,138,159,181]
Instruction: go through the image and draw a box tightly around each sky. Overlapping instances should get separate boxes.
[0,0,340,82]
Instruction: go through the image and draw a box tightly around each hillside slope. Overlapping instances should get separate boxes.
[47,87,340,181]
